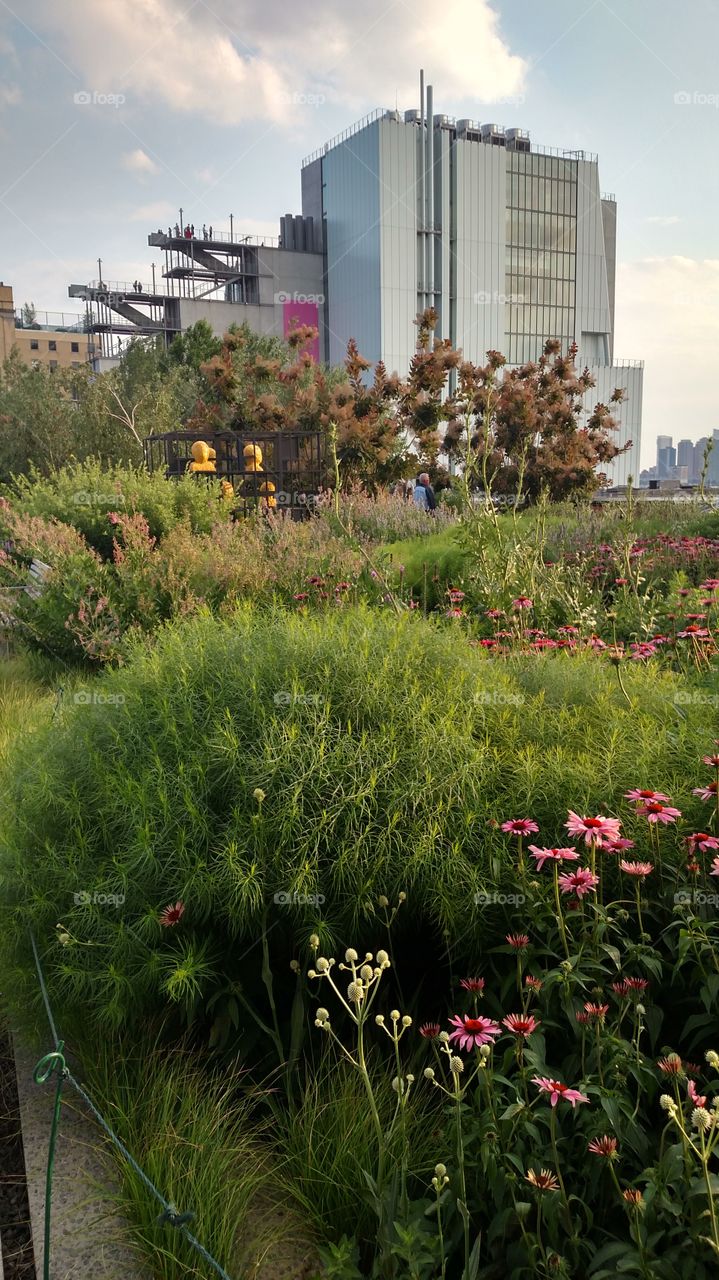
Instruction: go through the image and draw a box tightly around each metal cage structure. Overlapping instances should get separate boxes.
[143,428,326,518]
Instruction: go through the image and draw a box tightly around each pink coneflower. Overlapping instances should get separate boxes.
[532,1077,589,1108]
[636,801,682,825]
[485,608,504,619]
[503,1013,540,1037]
[506,933,530,949]
[624,787,672,805]
[625,977,649,992]
[528,845,579,871]
[703,755,719,769]
[583,1002,609,1022]
[605,837,636,854]
[293,592,309,601]
[419,1022,441,1039]
[614,578,629,586]
[525,1168,560,1192]
[447,588,465,603]
[448,1014,501,1051]
[678,625,710,638]
[565,811,622,847]
[658,1054,684,1076]
[445,608,464,619]
[710,857,719,877]
[501,818,539,836]
[620,860,654,880]
[688,1079,707,1108]
[334,581,351,592]
[694,781,718,802]
[576,1010,590,1025]
[460,977,485,993]
[588,1135,618,1158]
[512,596,533,610]
[558,867,600,898]
[159,901,185,927]
[612,978,649,997]
[307,576,325,586]
[686,832,719,853]
[525,975,543,992]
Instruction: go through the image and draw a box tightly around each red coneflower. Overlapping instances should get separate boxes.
[448,1014,501,1050]
[460,977,485,993]
[525,975,543,992]
[159,901,185,927]
[588,1135,618,1158]
[605,837,635,853]
[625,977,649,992]
[658,1054,684,1076]
[293,592,309,601]
[512,596,533,610]
[506,933,530,949]
[502,1013,540,1037]
[447,588,465,602]
[688,1079,707,1108]
[583,1002,609,1022]
[419,1022,441,1039]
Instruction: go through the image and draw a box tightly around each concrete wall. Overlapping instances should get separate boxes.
[378,117,417,377]
[575,160,612,367]
[585,363,643,487]
[323,121,382,367]
[453,139,506,364]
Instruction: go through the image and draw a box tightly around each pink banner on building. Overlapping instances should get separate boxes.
[282,300,320,362]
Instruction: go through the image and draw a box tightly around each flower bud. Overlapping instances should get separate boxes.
[378,895,389,908]
[692,1107,712,1131]
[438,1031,450,1043]
[253,788,266,803]
[361,964,373,981]
[480,1044,491,1059]
[347,981,364,1002]
[391,1077,400,1092]
[424,1067,436,1080]
[402,1015,412,1027]
[434,1163,447,1178]
[398,892,407,902]
[406,1073,415,1084]
[450,1056,464,1074]
[289,959,300,973]
[376,949,390,966]
[706,1050,719,1070]
[345,948,358,963]
[375,1013,385,1025]
[390,1009,400,1021]
[309,934,320,949]
[316,957,330,972]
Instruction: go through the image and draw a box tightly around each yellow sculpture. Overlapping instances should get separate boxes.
[258,479,277,509]
[188,440,216,473]
[220,479,235,502]
[242,443,263,474]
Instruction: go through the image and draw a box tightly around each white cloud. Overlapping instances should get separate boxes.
[20,0,526,126]
[614,257,719,465]
[129,200,175,222]
[122,148,158,175]
[0,84,21,107]
[644,215,681,226]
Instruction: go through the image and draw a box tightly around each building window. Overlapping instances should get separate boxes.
[72,361,81,368]
[71,341,79,353]
[30,339,39,350]
[48,340,57,351]
[49,360,58,371]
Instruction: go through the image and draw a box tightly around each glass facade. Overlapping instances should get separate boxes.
[505,152,577,364]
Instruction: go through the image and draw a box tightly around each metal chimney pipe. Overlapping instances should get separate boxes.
[426,83,434,305]
[419,70,425,309]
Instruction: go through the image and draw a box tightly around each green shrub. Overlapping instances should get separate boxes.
[5,460,231,558]
[0,606,714,1042]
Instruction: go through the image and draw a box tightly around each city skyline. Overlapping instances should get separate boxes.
[1,0,718,467]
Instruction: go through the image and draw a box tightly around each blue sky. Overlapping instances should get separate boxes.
[1,0,718,465]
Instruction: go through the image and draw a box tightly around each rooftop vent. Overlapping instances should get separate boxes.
[480,122,505,145]
[506,127,530,152]
[433,113,451,128]
[404,108,420,124]
[384,109,402,123]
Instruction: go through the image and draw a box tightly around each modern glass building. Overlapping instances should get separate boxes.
[301,80,643,486]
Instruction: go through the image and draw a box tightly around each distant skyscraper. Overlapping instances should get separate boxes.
[656,435,675,480]
[677,438,694,480]
[694,437,710,484]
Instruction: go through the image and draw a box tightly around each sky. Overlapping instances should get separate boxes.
[1,0,718,467]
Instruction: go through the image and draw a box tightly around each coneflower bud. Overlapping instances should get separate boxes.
[434,1163,447,1178]
[424,1067,436,1080]
[316,957,330,972]
[398,892,407,902]
[307,969,317,979]
[390,1009,400,1021]
[480,1044,492,1059]
[402,1015,412,1027]
[450,1056,464,1074]
[376,949,390,966]
[375,1014,385,1025]
[345,948,358,963]
[406,1073,415,1084]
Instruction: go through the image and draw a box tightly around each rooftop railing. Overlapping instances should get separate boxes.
[14,310,87,332]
